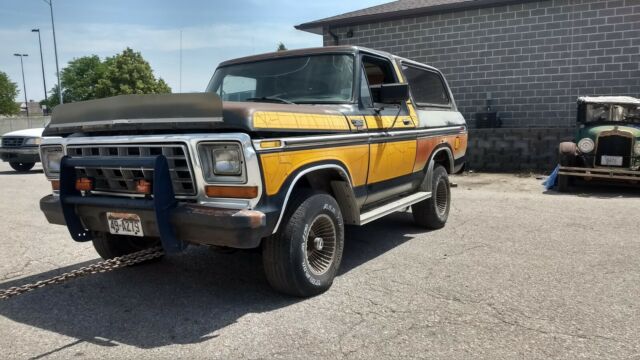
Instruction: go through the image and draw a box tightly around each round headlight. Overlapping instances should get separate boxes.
[577,138,595,153]
[635,142,640,155]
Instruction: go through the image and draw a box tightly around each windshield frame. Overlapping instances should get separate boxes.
[206,52,358,105]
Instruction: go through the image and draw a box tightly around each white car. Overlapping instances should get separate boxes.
[0,128,44,172]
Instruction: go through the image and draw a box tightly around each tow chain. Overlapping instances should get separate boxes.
[0,246,164,300]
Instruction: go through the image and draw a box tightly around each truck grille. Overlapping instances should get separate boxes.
[595,135,632,167]
[2,137,25,147]
[66,144,196,196]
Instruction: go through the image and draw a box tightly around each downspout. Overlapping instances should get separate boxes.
[327,28,339,45]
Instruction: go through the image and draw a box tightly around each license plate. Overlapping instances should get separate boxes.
[107,212,144,237]
[601,155,623,166]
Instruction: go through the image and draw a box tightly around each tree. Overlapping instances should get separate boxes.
[277,42,287,52]
[0,71,19,116]
[95,48,171,98]
[41,55,105,109]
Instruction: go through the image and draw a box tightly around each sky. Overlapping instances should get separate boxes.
[0,0,388,102]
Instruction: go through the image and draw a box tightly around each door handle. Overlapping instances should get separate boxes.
[351,118,365,130]
[402,118,412,126]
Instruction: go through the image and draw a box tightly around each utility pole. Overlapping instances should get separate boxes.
[179,29,182,93]
[14,54,29,117]
[32,29,48,103]
[43,0,62,104]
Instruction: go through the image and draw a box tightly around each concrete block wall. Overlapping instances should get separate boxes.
[466,127,575,171]
[325,0,640,128]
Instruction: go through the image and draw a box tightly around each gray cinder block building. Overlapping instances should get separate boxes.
[296,0,640,171]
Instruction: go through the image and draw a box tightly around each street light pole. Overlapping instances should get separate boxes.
[13,54,29,117]
[31,29,48,103]
[43,0,62,105]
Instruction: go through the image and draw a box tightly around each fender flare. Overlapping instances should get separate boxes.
[421,145,454,192]
[271,163,353,234]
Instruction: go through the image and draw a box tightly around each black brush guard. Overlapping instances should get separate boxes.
[58,155,187,253]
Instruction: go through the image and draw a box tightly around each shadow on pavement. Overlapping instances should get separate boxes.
[0,212,425,353]
[0,169,43,176]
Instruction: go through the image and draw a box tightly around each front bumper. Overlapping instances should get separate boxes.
[0,147,40,163]
[40,195,269,249]
[558,166,640,181]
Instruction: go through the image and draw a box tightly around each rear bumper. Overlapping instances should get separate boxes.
[558,166,640,181]
[0,147,40,163]
[40,195,269,249]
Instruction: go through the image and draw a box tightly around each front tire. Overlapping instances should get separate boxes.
[92,232,163,262]
[262,192,344,297]
[9,162,35,172]
[412,165,451,229]
[557,174,571,193]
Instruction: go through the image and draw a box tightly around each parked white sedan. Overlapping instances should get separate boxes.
[0,128,44,172]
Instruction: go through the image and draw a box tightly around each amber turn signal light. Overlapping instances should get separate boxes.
[50,180,60,191]
[136,179,152,194]
[205,185,258,199]
[75,177,94,191]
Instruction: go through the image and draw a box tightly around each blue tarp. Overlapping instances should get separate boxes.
[543,165,560,190]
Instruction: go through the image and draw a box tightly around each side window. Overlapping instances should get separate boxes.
[359,67,373,108]
[362,55,397,103]
[402,66,450,107]
[220,75,256,101]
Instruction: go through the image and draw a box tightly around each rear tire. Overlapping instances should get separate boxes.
[412,165,450,229]
[9,162,35,172]
[262,191,344,297]
[92,232,163,262]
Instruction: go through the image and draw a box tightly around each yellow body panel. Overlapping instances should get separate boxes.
[259,145,370,196]
[253,112,351,131]
[367,140,417,184]
[356,115,416,130]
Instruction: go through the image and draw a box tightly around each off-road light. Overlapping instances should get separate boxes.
[578,138,595,153]
[135,179,152,194]
[75,177,94,191]
[41,146,63,177]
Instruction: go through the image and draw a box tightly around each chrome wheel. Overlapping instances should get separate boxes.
[435,178,448,216]
[305,214,337,276]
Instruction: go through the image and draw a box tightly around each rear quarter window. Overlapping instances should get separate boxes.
[402,66,450,107]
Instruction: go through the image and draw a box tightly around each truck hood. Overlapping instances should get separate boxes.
[43,93,350,136]
[2,127,44,138]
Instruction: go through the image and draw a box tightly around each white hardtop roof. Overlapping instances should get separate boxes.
[578,96,640,105]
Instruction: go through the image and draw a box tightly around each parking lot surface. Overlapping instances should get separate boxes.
[0,162,639,359]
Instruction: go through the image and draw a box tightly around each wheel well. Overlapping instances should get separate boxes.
[288,167,359,225]
[432,148,453,173]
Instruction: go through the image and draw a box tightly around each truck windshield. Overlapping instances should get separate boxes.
[206,54,354,104]
[583,103,640,124]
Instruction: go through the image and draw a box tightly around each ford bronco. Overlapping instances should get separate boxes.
[558,96,640,192]
[39,46,467,296]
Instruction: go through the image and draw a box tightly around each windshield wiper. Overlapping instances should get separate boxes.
[245,96,295,105]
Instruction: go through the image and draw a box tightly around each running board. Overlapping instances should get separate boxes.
[359,191,431,225]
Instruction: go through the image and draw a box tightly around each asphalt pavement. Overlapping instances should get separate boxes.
[0,162,639,359]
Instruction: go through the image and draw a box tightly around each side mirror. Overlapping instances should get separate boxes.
[371,83,410,104]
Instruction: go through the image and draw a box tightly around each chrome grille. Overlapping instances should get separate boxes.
[2,137,25,147]
[66,144,196,196]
